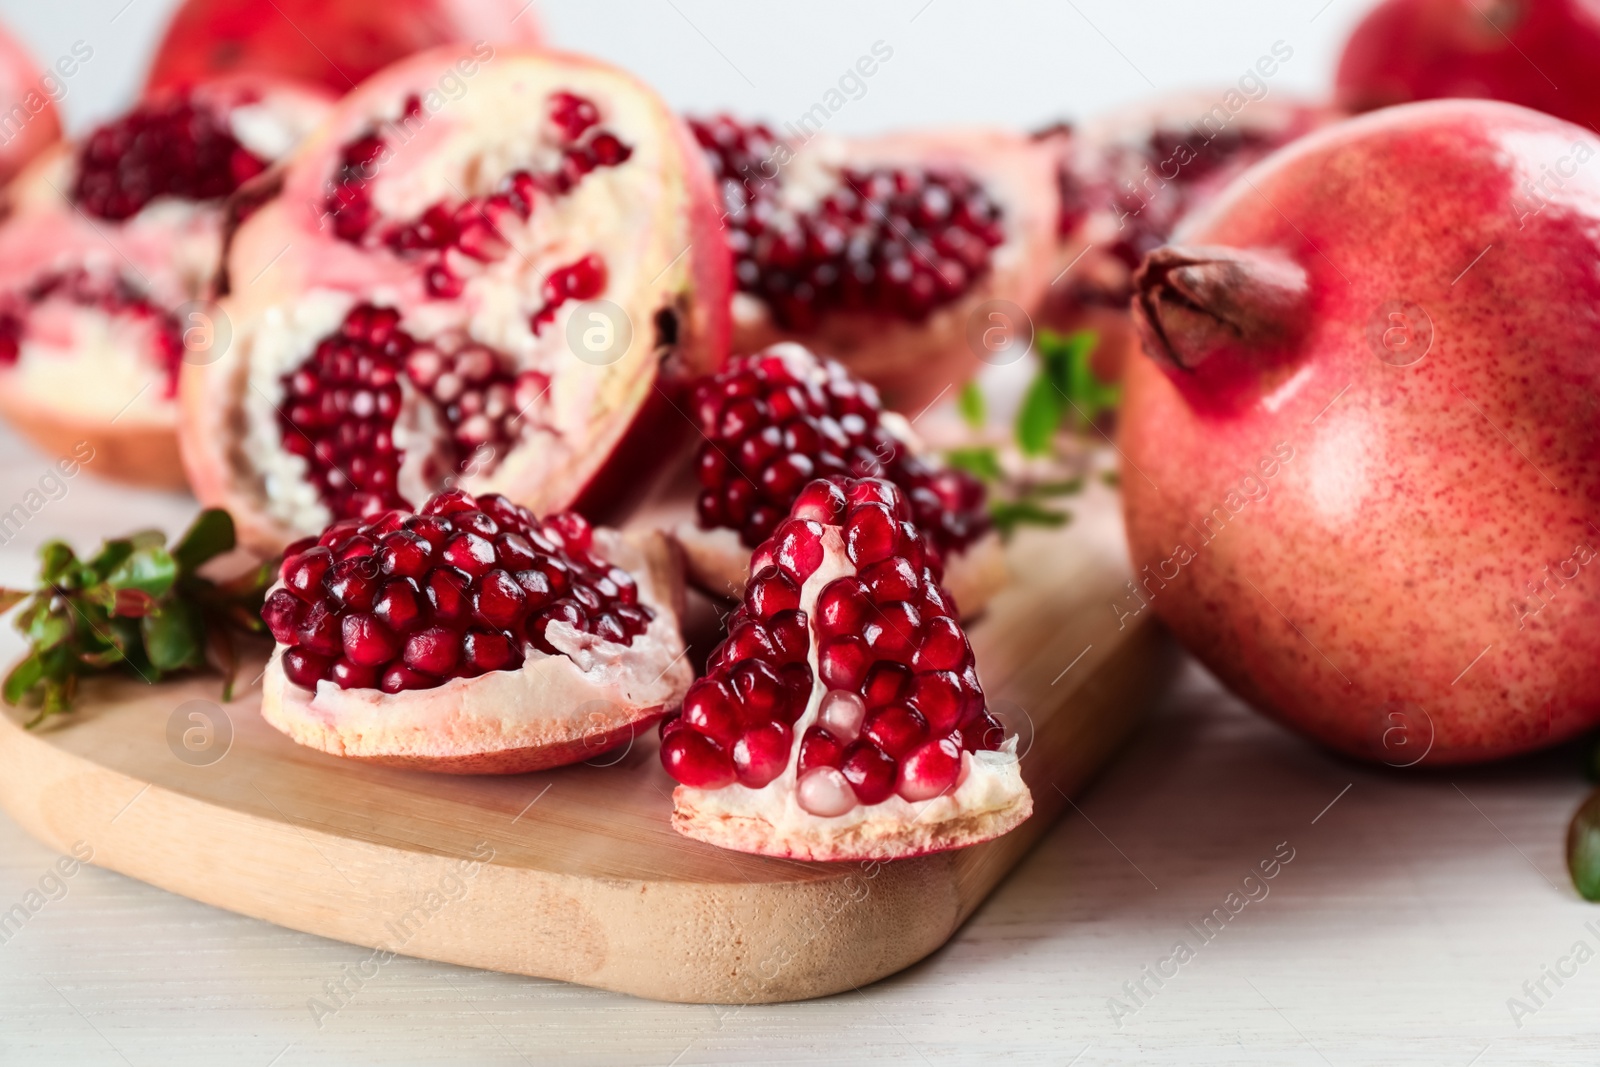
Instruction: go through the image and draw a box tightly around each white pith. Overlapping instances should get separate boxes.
[261,528,693,761]
[218,57,703,544]
[673,526,1028,840]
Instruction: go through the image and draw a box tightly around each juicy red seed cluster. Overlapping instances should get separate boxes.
[660,478,1001,805]
[73,92,268,221]
[263,490,653,694]
[690,115,1005,329]
[691,346,990,554]
[403,343,548,468]
[0,269,184,391]
[530,253,608,335]
[322,89,631,305]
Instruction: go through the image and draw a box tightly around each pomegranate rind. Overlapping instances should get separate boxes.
[669,522,1031,860]
[0,24,60,184]
[145,0,545,96]
[260,528,693,774]
[730,128,1059,411]
[0,79,332,488]
[184,46,731,553]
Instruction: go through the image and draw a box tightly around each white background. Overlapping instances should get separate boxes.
[2,2,1598,1065]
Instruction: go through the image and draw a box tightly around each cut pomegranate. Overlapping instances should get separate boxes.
[0,23,61,184]
[183,47,731,554]
[1039,95,1335,380]
[690,115,1058,409]
[146,0,543,95]
[662,476,1030,860]
[673,343,1004,616]
[0,76,331,488]
[261,488,691,773]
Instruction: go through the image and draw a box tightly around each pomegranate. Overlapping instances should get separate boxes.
[181,47,731,554]
[1121,99,1600,765]
[675,343,1004,615]
[1042,93,1334,382]
[689,114,1058,410]
[146,0,544,96]
[0,77,331,487]
[661,476,1031,860]
[0,22,63,184]
[1336,0,1600,131]
[261,488,692,773]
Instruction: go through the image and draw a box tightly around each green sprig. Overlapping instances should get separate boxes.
[0,509,274,727]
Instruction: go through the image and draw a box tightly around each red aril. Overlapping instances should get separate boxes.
[1121,100,1600,765]
[181,47,731,553]
[689,115,1058,409]
[660,476,1031,860]
[0,76,331,487]
[261,488,691,773]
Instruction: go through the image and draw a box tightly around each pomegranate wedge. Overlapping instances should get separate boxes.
[261,489,692,773]
[0,77,331,487]
[690,115,1057,409]
[182,46,730,553]
[662,477,1031,861]
[675,343,1004,615]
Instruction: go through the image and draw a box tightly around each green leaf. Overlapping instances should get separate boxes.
[107,545,179,598]
[172,509,237,574]
[3,651,43,704]
[87,538,134,582]
[990,499,1072,538]
[1569,790,1600,901]
[945,447,1004,483]
[1102,470,1121,488]
[37,541,75,584]
[27,609,72,653]
[1032,478,1084,498]
[957,382,986,429]
[142,601,205,673]
[1016,373,1065,456]
[1034,328,1121,431]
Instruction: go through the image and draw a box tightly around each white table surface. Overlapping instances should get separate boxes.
[2,1,1597,1063]
[0,410,1594,1066]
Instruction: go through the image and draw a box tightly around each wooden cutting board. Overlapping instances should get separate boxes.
[0,477,1175,1004]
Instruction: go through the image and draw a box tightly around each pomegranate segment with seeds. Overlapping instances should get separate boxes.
[184,47,731,554]
[689,115,1059,410]
[673,343,1004,617]
[662,477,1031,861]
[0,76,332,488]
[261,489,692,774]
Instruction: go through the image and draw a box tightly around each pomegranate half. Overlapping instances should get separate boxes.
[1337,0,1600,132]
[182,46,731,554]
[1043,93,1333,381]
[689,114,1058,410]
[0,21,62,184]
[661,477,1031,860]
[261,489,692,773]
[675,343,1003,615]
[1121,100,1600,765]
[0,77,332,487]
[146,0,544,96]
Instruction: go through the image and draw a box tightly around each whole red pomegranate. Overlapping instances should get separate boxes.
[146,0,543,95]
[1337,0,1600,130]
[1121,99,1600,765]
[0,22,62,184]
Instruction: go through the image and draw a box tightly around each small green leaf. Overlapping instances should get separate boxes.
[1102,470,1121,488]
[38,541,75,584]
[1569,790,1600,901]
[1016,373,1065,456]
[172,509,237,573]
[990,499,1072,538]
[957,382,986,429]
[3,652,43,704]
[87,538,134,582]
[107,545,178,598]
[27,609,72,653]
[945,447,1004,483]
[142,601,205,673]
[1033,478,1084,498]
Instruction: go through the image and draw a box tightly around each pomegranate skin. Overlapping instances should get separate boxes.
[0,23,60,184]
[146,0,544,96]
[1336,0,1600,131]
[1121,100,1600,766]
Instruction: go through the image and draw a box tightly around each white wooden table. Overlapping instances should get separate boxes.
[0,418,1594,1066]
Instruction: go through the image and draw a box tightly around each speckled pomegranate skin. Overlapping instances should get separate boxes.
[1120,100,1600,765]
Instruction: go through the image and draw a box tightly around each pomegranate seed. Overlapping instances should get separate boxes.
[772,519,824,581]
[964,711,1005,751]
[325,558,379,611]
[862,601,921,662]
[684,680,740,745]
[662,730,736,789]
[862,662,911,709]
[380,664,430,693]
[765,609,809,664]
[846,502,898,566]
[341,613,398,667]
[746,566,801,619]
[860,557,919,603]
[472,569,528,628]
[841,742,897,805]
[898,737,963,801]
[262,590,304,644]
[373,579,423,632]
[910,670,965,732]
[792,479,846,524]
[797,766,857,816]
[463,631,521,674]
[283,546,333,601]
[732,721,791,787]
[296,602,343,656]
[798,726,845,773]
[379,531,432,578]
[817,689,866,740]
[863,704,927,760]
[549,91,600,140]
[819,636,871,691]
[404,625,462,676]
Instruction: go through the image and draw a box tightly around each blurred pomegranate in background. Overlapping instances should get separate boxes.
[1337,0,1600,131]
[0,21,63,184]
[1119,100,1600,765]
[145,0,544,95]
